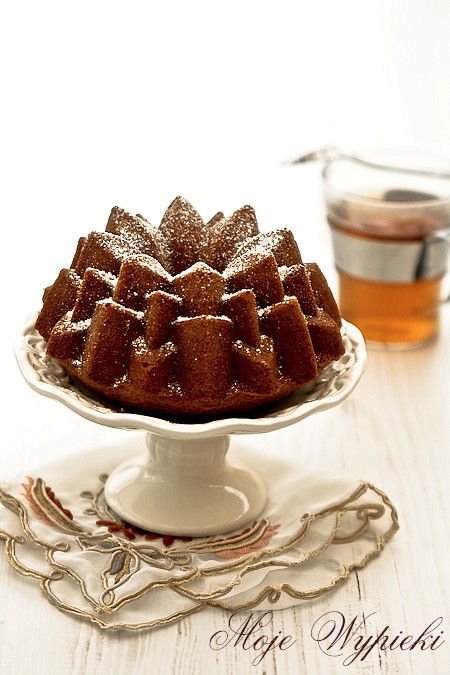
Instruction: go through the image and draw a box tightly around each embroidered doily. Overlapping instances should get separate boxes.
[0,442,399,630]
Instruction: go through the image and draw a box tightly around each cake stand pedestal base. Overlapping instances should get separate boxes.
[104,433,267,536]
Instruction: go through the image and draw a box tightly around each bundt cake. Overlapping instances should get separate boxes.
[36,197,345,417]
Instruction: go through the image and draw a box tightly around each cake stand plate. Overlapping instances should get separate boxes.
[15,316,366,536]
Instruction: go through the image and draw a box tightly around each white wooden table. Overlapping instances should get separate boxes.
[1,167,449,673]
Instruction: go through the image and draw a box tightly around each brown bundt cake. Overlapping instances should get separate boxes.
[36,197,345,417]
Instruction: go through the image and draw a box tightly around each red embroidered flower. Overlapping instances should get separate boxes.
[95,519,192,547]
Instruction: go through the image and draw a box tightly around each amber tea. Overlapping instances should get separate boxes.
[333,230,443,346]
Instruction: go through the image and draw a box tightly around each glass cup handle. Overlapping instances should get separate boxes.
[427,228,450,304]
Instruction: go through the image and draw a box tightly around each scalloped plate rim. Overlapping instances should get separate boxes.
[15,314,367,439]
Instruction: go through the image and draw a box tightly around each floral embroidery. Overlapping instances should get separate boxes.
[21,476,83,533]
[94,518,192,547]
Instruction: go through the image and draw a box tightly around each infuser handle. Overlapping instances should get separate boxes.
[284,146,450,180]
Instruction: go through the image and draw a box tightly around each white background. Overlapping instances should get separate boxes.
[2,0,450,323]
[1,3,450,673]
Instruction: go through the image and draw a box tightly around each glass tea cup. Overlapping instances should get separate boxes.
[322,151,450,348]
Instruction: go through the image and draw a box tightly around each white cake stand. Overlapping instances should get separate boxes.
[15,315,366,537]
